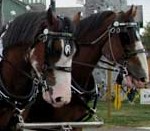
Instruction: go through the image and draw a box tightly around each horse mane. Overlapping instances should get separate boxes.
[75,11,115,41]
[2,11,47,50]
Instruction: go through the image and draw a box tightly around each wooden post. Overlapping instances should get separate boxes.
[107,69,112,118]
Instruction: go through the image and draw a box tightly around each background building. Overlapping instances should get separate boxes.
[85,0,127,17]
[1,0,46,24]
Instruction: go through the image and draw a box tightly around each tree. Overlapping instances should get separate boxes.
[141,22,150,50]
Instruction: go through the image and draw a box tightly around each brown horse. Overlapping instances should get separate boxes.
[25,5,149,131]
[0,8,78,131]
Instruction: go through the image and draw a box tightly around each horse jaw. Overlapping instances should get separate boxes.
[125,40,149,88]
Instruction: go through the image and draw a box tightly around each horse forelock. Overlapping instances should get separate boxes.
[2,11,48,50]
[57,16,76,34]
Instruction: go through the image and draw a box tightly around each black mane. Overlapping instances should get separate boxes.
[2,11,47,49]
[75,11,115,40]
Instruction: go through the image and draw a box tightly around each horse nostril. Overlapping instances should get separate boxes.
[55,97,62,102]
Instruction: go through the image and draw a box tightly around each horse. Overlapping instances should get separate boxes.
[0,7,78,131]
[24,5,149,131]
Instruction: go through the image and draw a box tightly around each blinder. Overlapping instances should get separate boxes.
[43,29,74,56]
[38,28,75,73]
[108,21,146,61]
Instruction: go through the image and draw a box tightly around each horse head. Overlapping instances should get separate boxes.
[28,8,78,107]
[0,7,79,130]
[101,5,149,88]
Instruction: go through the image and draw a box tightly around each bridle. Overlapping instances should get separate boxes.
[0,19,76,125]
[34,28,75,92]
[108,20,146,63]
[89,20,146,62]
[72,16,146,90]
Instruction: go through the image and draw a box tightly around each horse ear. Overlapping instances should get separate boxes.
[72,12,81,25]
[47,7,58,26]
[126,5,137,18]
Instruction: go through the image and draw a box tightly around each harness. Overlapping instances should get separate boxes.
[71,18,146,122]
[0,17,75,127]
[71,60,128,122]
[71,77,99,121]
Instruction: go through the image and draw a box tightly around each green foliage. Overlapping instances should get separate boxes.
[143,22,150,37]
[95,101,150,126]
[142,22,150,50]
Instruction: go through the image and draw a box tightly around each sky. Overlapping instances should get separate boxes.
[46,0,150,26]
[127,0,150,26]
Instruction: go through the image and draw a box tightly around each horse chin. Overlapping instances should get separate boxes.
[124,75,146,88]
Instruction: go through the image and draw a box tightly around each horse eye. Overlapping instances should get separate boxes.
[51,39,62,56]
[120,33,130,44]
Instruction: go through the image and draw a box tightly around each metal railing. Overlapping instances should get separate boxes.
[18,121,104,131]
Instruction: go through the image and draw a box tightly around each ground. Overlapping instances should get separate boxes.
[84,126,150,131]
[24,126,150,131]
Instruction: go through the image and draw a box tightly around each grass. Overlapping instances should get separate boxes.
[93,100,150,127]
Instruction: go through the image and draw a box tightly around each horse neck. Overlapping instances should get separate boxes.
[0,46,32,96]
[72,44,101,88]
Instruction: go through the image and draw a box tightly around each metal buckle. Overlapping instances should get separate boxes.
[62,125,73,131]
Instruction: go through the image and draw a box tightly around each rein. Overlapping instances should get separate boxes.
[72,61,119,73]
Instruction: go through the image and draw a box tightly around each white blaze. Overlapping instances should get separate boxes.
[43,39,74,107]
[135,40,149,82]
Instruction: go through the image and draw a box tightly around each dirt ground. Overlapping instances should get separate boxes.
[24,126,150,131]
[83,126,150,131]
